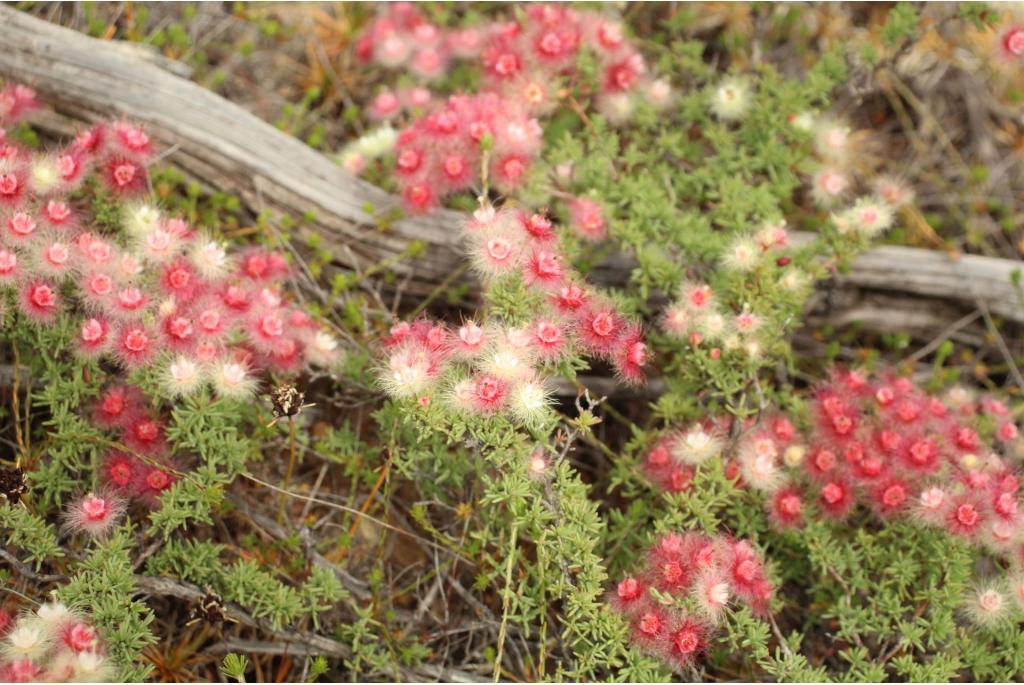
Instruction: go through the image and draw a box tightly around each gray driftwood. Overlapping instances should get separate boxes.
[0,6,1020,335]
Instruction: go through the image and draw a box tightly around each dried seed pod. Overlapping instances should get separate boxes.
[186,590,235,627]
[267,384,315,427]
[0,466,28,505]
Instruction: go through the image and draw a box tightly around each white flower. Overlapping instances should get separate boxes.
[697,311,731,340]
[163,356,204,397]
[811,168,849,207]
[597,92,635,126]
[74,650,114,681]
[445,377,477,414]
[380,347,433,399]
[510,379,552,425]
[783,444,806,467]
[964,583,1010,628]
[306,331,342,367]
[789,110,817,132]
[211,361,257,400]
[849,196,894,237]
[672,425,723,465]
[872,175,914,208]
[778,269,811,293]
[123,203,162,238]
[814,118,851,162]
[138,227,180,263]
[710,78,750,122]
[5,625,49,659]
[36,602,73,625]
[31,158,60,193]
[483,348,533,382]
[190,238,230,279]
[355,125,398,159]
[721,237,760,272]
[647,78,674,110]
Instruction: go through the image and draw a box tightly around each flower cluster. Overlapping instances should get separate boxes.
[354,3,666,212]
[0,602,113,682]
[644,367,1024,558]
[761,368,1022,544]
[91,384,181,508]
[392,92,543,211]
[661,240,802,363]
[379,203,647,416]
[356,3,653,106]
[609,532,773,672]
[788,112,910,238]
[0,108,342,400]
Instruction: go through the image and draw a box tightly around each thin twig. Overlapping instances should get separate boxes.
[493,523,518,683]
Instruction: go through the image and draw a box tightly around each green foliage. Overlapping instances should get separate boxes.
[57,525,158,682]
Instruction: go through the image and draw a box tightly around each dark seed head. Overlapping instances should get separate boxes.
[271,384,306,419]
[0,466,29,506]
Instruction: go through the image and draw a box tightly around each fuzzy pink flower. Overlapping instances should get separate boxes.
[77,316,111,357]
[818,477,855,519]
[769,485,804,529]
[6,211,37,240]
[613,324,647,385]
[469,374,509,414]
[551,282,589,313]
[522,249,565,289]
[609,576,646,616]
[103,451,138,492]
[1001,25,1024,58]
[65,493,124,537]
[102,156,147,195]
[665,616,709,670]
[0,249,18,281]
[114,323,155,368]
[575,304,624,357]
[947,495,985,538]
[532,319,567,360]
[20,280,60,322]
[568,197,607,241]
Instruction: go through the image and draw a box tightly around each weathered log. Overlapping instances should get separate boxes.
[0,6,1021,332]
[0,5,463,297]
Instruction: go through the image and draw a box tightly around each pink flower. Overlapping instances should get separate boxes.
[575,304,624,357]
[102,451,138,493]
[818,478,855,519]
[609,576,646,616]
[114,323,155,367]
[102,156,147,195]
[551,282,589,313]
[0,249,18,280]
[65,493,124,538]
[6,211,36,240]
[469,374,508,414]
[77,317,111,356]
[522,249,565,289]
[946,495,985,538]
[613,324,647,385]
[568,197,607,241]
[20,280,60,322]
[369,90,401,120]
[1001,25,1024,58]
[665,617,709,670]
[770,485,805,529]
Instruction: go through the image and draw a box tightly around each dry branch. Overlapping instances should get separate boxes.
[0,6,1021,334]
